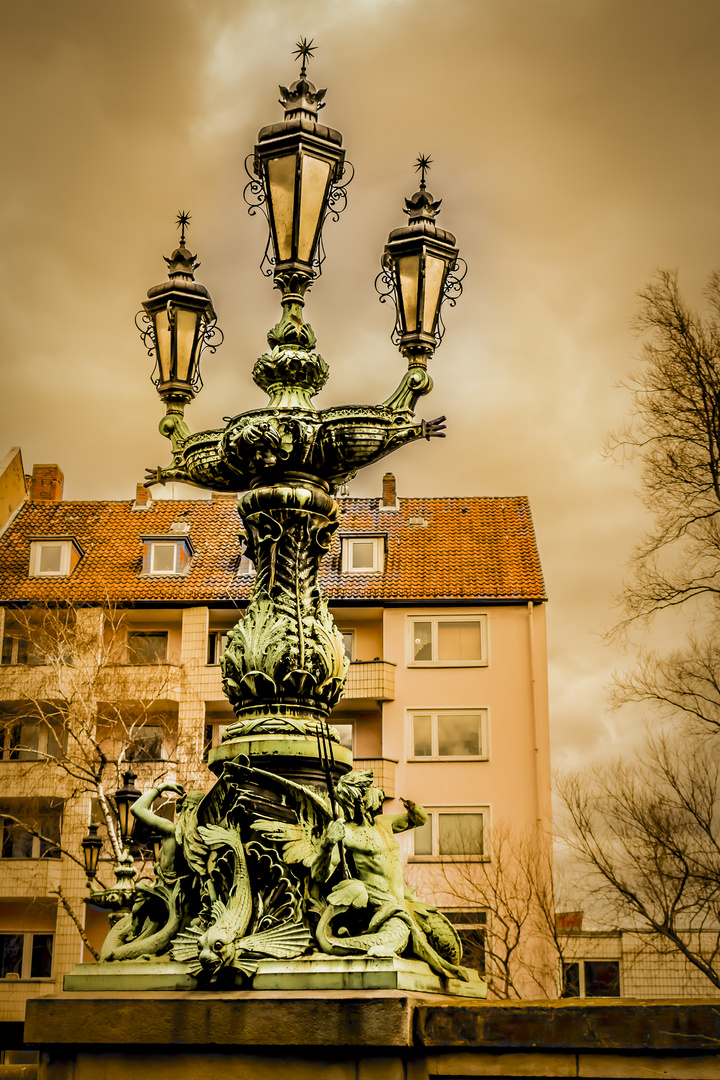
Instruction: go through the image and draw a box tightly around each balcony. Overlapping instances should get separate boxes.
[343,661,395,703]
[353,757,397,798]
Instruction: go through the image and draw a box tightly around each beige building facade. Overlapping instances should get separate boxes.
[0,452,551,1036]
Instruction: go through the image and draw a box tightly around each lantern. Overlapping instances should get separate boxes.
[114,770,141,845]
[380,156,461,365]
[252,44,346,284]
[81,823,103,879]
[139,212,220,414]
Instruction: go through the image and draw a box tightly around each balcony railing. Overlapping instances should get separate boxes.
[353,757,398,798]
[343,661,395,702]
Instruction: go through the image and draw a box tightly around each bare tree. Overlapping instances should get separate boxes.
[410,823,566,999]
[0,603,186,951]
[557,728,720,990]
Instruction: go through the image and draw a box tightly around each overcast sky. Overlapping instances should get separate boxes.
[2,0,719,774]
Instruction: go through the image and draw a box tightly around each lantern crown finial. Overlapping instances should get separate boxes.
[404,156,442,223]
[164,211,199,278]
[279,37,326,121]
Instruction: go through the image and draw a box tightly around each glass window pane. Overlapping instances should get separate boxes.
[421,254,446,335]
[13,722,40,762]
[46,723,65,759]
[397,255,419,332]
[333,723,353,751]
[2,636,14,664]
[437,621,482,662]
[413,818,433,856]
[437,714,481,757]
[413,621,433,661]
[1,819,33,859]
[38,804,62,858]
[126,726,164,762]
[30,934,53,978]
[341,633,354,660]
[128,633,168,664]
[584,961,620,997]
[0,933,23,977]
[297,154,331,263]
[412,715,433,757]
[350,541,375,569]
[562,962,580,998]
[39,545,62,573]
[267,155,297,261]
[150,544,177,573]
[438,813,484,856]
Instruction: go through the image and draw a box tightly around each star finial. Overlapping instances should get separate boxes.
[176,211,191,246]
[293,37,316,77]
[414,154,433,189]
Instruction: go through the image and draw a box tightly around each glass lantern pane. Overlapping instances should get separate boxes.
[297,155,331,263]
[153,307,173,382]
[397,256,420,332]
[267,155,297,261]
[173,308,200,384]
[421,254,447,335]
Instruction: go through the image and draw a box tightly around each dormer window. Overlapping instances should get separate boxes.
[141,535,194,577]
[28,538,82,578]
[341,536,384,574]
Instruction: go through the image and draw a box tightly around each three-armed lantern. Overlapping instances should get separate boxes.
[380,155,462,366]
[113,770,142,846]
[81,823,103,881]
[137,212,221,417]
[252,38,346,289]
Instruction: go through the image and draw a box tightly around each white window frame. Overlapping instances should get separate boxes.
[407,614,488,667]
[0,931,54,980]
[339,630,355,661]
[562,959,621,998]
[207,632,230,665]
[29,541,72,578]
[237,552,255,576]
[407,708,489,761]
[342,537,384,575]
[148,541,181,575]
[410,805,490,862]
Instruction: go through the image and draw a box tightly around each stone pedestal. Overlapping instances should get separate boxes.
[23,992,720,1080]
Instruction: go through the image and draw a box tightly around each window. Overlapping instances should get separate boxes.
[1,633,44,666]
[0,717,65,761]
[125,724,164,762]
[207,632,229,665]
[341,537,384,574]
[411,807,488,859]
[443,910,487,974]
[141,535,194,577]
[409,616,487,666]
[340,631,355,660]
[237,551,255,576]
[28,539,81,578]
[562,960,620,998]
[127,632,168,664]
[409,710,487,760]
[0,799,62,859]
[332,722,354,751]
[0,932,53,979]
[203,723,232,760]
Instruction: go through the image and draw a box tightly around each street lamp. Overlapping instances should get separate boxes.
[81,823,102,880]
[114,770,141,846]
[378,155,464,366]
[137,211,222,418]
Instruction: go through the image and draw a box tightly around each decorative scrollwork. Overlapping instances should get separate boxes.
[374,265,402,346]
[310,160,354,280]
[136,310,163,388]
[243,154,276,278]
[436,257,467,347]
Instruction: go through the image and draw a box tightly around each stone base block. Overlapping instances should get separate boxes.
[63,954,487,998]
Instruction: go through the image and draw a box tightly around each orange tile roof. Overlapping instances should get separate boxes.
[0,495,546,606]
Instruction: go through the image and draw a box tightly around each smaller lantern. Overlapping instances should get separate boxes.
[138,212,221,415]
[379,156,462,365]
[114,770,141,845]
[81,823,103,879]
[252,39,347,286]
[149,832,164,864]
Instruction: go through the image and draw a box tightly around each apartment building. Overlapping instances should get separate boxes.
[0,447,550,1029]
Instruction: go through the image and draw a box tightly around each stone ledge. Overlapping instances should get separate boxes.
[415,999,720,1052]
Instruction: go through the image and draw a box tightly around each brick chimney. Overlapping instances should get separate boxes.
[29,464,64,502]
[381,472,398,510]
[132,483,152,510]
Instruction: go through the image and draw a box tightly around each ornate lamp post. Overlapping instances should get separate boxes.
[92,40,481,994]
